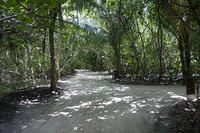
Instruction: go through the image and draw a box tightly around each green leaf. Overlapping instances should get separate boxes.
[48,0,58,9]
[7,0,17,7]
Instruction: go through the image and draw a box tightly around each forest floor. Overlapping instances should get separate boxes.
[0,86,61,123]
[0,86,200,133]
[156,100,200,133]
[113,78,200,132]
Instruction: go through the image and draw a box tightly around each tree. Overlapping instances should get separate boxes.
[49,8,57,91]
[151,0,199,98]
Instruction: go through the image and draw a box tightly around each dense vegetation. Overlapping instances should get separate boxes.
[0,0,200,97]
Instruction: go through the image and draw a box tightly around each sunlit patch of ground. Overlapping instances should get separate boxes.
[0,70,190,133]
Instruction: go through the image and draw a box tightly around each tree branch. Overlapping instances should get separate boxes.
[0,15,17,22]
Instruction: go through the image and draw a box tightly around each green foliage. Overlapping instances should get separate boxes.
[0,0,200,94]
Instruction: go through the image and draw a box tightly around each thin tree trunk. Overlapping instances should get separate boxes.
[112,31,120,79]
[199,44,200,74]
[159,23,163,82]
[49,8,57,91]
[116,0,122,79]
[157,8,163,83]
[0,21,3,46]
[56,5,63,80]
[120,17,140,79]
[136,19,146,79]
[42,28,46,83]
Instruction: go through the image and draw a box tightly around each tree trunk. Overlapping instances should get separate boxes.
[42,28,46,83]
[110,0,122,80]
[112,31,121,79]
[184,36,195,96]
[116,0,122,79]
[158,24,163,82]
[119,12,140,79]
[178,36,186,84]
[136,19,146,80]
[0,21,3,46]
[181,24,195,98]
[49,8,57,91]
[199,44,200,74]
[157,8,163,83]
[56,5,63,80]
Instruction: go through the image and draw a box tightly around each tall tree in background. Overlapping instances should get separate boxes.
[56,5,63,80]
[101,0,124,79]
[154,0,200,98]
[49,8,57,90]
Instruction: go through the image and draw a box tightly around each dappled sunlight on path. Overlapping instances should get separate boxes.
[0,70,186,133]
